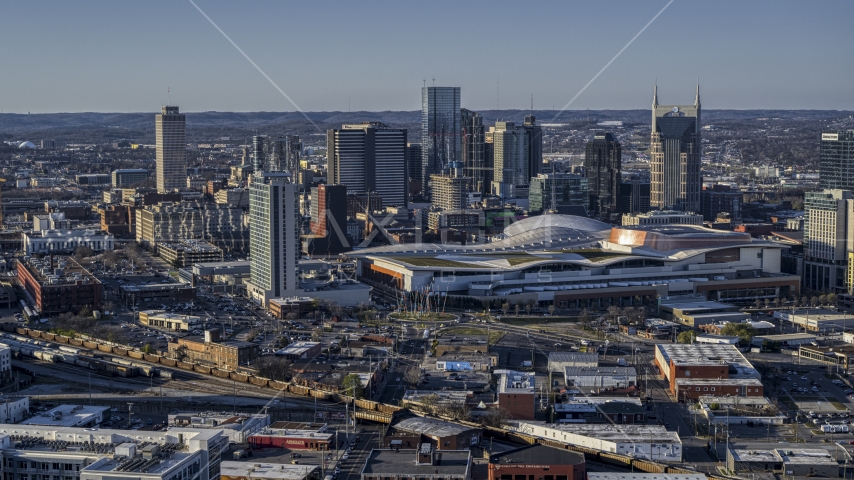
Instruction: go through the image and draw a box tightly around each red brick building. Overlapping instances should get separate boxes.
[489,444,585,480]
[248,422,333,450]
[496,370,536,420]
[655,343,763,399]
[17,257,102,315]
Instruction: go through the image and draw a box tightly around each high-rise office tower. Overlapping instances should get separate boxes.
[309,183,349,254]
[285,135,302,174]
[820,131,854,191]
[405,143,423,193]
[247,172,299,304]
[155,106,186,193]
[430,164,472,211]
[649,85,701,212]
[461,108,489,195]
[521,115,544,180]
[421,87,461,189]
[803,189,854,293]
[618,180,651,214]
[528,173,589,215]
[490,122,533,199]
[252,136,291,173]
[584,132,621,219]
[327,122,407,207]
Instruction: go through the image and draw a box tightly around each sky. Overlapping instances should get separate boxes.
[2,0,853,114]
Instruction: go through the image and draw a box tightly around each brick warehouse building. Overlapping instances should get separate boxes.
[654,343,764,400]
[489,444,585,480]
[496,370,536,420]
[17,256,102,315]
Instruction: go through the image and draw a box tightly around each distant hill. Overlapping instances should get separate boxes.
[1,109,851,145]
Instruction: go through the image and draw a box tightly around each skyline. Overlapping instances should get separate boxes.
[1,1,853,113]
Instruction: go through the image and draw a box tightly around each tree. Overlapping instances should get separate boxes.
[141,343,152,354]
[311,328,322,341]
[819,294,828,305]
[721,323,757,346]
[828,293,838,305]
[548,305,556,316]
[479,408,512,428]
[514,304,520,316]
[404,366,422,386]
[754,298,762,308]
[811,296,819,306]
[418,393,440,414]
[773,298,781,308]
[607,305,622,322]
[501,302,510,316]
[256,357,292,382]
[677,331,697,344]
[340,373,364,399]
[73,246,95,263]
[579,309,592,329]
[525,303,532,315]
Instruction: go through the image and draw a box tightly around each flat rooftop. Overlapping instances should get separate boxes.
[361,449,470,476]
[564,366,637,377]
[676,378,763,386]
[514,421,681,444]
[496,370,536,393]
[21,405,107,427]
[549,352,600,364]
[86,448,194,475]
[220,461,316,480]
[754,333,816,341]
[698,396,771,407]
[20,257,99,286]
[491,444,584,466]
[776,449,837,465]
[276,341,320,356]
[729,449,782,463]
[587,475,706,480]
[656,343,758,378]
[393,417,476,437]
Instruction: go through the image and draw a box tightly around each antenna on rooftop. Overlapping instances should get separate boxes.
[432,77,436,87]
[167,87,170,105]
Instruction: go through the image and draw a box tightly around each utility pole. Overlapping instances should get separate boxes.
[127,403,133,429]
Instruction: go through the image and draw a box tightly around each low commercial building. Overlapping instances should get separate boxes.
[508,422,682,462]
[752,333,816,347]
[727,448,783,473]
[488,444,585,480]
[0,424,227,480]
[361,444,471,480]
[247,422,334,450]
[496,370,537,420]
[798,344,854,372]
[563,366,637,388]
[0,396,28,423]
[268,297,314,319]
[694,334,739,345]
[23,229,115,255]
[402,390,472,412]
[119,282,196,304]
[157,240,223,267]
[778,449,840,477]
[139,310,204,332]
[547,352,599,373]
[655,343,760,398]
[169,411,271,443]
[385,416,481,450]
[21,405,110,428]
[435,353,498,372]
[658,298,742,328]
[275,341,321,361]
[112,169,149,187]
[588,475,704,480]
[17,256,102,315]
[553,399,646,424]
[774,308,854,333]
[621,210,703,226]
[221,462,316,480]
[168,330,259,370]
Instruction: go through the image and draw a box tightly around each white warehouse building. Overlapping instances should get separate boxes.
[508,421,682,462]
[564,366,637,388]
[24,229,115,255]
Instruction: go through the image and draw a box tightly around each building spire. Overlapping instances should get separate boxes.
[695,78,700,106]
[653,81,658,107]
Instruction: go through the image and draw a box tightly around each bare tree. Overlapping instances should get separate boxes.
[479,408,512,428]
[548,304,556,316]
[579,308,592,329]
[514,304,521,316]
[404,366,422,386]
[501,302,510,316]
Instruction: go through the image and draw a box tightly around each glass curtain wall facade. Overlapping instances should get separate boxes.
[820,131,854,191]
[421,87,461,190]
[650,86,701,212]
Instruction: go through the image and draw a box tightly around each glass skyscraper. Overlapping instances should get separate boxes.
[820,131,854,191]
[584,132,621,219]
[649,86,701,212]
[421,87,461,189]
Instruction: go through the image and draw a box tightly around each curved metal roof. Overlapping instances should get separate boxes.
[503,214,611,237]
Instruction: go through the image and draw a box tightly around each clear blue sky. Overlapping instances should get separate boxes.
[2,0,852,113]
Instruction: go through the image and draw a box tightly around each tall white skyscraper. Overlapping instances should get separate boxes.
[155,106,186,193]
[247,172,299,304]
[803,189,854,293]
